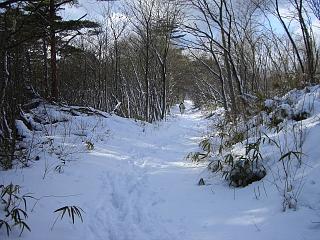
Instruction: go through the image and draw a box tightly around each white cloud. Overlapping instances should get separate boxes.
[60,0,122,21]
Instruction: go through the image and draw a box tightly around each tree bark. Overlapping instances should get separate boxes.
[50,0,58,100]
[42,38,49,97]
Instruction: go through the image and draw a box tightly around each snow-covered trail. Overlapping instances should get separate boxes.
[83,101,211,240]
[81,101,318,240]
[2,100,319,240]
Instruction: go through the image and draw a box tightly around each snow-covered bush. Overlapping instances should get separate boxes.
[209,137,266,187]
[203,85,320,193]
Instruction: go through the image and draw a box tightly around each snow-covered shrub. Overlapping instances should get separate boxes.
[205,86,320,211]
[228,160,266,187]
[211,117,248,154]
[264,86,319,125]
[209,137,266,187]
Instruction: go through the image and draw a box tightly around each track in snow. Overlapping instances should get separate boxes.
[85,101,209,240]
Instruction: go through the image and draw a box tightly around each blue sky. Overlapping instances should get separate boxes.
[60,0,319,39]
[61,0,121,21]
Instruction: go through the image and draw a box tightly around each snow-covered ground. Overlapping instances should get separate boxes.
[1,99,320,240]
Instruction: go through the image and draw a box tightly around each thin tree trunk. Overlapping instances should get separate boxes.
[145,37,150,122]
[42,38,49,97]
[295,0,316,83]
[161,63,167,120]
[275,0,305,77]
[1,51,9,107]
[50,0,58,100]
[220,1,237,115]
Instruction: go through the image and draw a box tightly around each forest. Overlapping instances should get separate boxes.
[1,0,320,239]
[1,0,319,149]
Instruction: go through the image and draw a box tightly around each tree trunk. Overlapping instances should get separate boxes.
[295,0,316,83]
[1,51,9,108]
[42,38,49,97]
[50,0,58,100]
[275,0,305,79]
[145,36,150,122]
[220,1,237,115]
[161,64,167,120]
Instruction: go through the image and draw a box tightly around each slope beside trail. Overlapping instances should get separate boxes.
[2,101,319,240]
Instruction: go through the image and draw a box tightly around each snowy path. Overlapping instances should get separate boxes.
[80,101,318,240]
[84,102,210,240]
[2,101,319,240]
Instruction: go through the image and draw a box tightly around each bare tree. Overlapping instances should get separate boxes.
[151,0,184,119]
[308,0,320,20]
[125,0,157,122]
[270,0,318,83]
[183,0,254,117]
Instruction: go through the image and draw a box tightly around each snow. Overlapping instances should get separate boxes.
[1,98,320,239]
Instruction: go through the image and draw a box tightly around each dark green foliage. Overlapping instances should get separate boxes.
[292,111,310,121]
[54,159,66,173]
[186,151,208,162]
[209,137,266,187]
[279,151,303,162]
[198,178,205,186]
[199,137,212,153]
[0,0,99,169]
[0,219,11,236]
[54,205,84,224]
[269,116,284,129]
[228,160,266,187]
[186,137,212,162]
[0,137,15,170]
[224,131,245,148]
[0,184,32,236]
[85,141,94,151]
[214,119,247,153]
